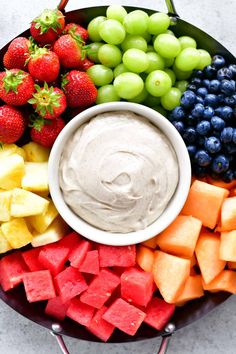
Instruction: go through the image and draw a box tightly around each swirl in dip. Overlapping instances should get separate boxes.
[59,111,179,233]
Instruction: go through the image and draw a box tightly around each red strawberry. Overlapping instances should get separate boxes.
[30,9,65,45]
[0,69,35,106]
[28,47,60,83]
[28,83,67,120]
[3,37,30,70]
[78,58,94,71]
[53,34,84,68]
[64,23,89,42]
[30,115,65,147]
[62,70,97,107]
[0,105,26,143]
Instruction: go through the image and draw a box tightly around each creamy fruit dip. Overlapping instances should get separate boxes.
[59,111,179,233]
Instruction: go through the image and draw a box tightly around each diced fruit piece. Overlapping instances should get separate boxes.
[1,218,33,248]
[58,231,81,249]
[136,245,154,272]
[68,240,92,268]
[0,154,25,190]
[87,306,115,342]
[0,252,28,291]
[174,275,204,304]
[121,267,154,307]
[22,142,50,162]
[79,250,100,275]
[27,199,58,233]
[141,236,157,249]
[31,216,69,247]
[38,242,70,275]
[0,191,12,222]
[228,261,236,270]
[221,197,236,231]
[54,266,88,303]
[80,269,120,309]
[0,229,12,254]
[98,244,136,267]
[10,188,49,217]
[22,248,44,271]
[156,215,202,258]
[102,298,146,336]
[181,180,228,229]
[195,230,226,284]
[144,297,175,331]
[21,162,48,194]
[0,144,25,160]
[23,270,56,302]
[202,270,236,293]
[153,250,190,303]
[220,230,236,262]
[67,298,95,326]
[45,296,70,321]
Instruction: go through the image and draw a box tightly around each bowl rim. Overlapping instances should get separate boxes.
[48,102,191,246]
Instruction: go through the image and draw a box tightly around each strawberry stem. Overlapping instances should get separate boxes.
[29,113,51,131]
[32,8,64,34]
[2,70,27,94]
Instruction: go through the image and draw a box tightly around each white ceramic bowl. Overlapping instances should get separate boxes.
[48,102,191,246]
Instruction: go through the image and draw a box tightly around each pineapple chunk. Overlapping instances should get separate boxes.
[31,216,69,247]
[10,188,49,217]
[22,142,50,162]
[0,144,25,160]
[21,162,48,194]
[28,199,58,233]
[0,191,12,222]
[0,154,25,190]
[1,218,33,248]
[0,228,12,254]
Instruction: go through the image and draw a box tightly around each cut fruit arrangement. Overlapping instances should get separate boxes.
[1,4,236,343]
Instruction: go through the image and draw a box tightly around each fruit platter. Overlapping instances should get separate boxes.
[0,0,236,352]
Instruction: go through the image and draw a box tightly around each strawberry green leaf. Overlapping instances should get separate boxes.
[32,8,64,34]
[2,70,27,94]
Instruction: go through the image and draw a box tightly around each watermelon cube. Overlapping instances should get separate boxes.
[87,306,115,342]
[54,266,88,303]
[23,270,56,302]
[68,240,92,268]
[121,267,155,307]
[98,245,136,267]
[79,250,99,275]
[59,231,81,249]
[45,296,70,321]
[102,298,146,336]
[67,297,95,326]
[0,252,28,291]
[144,297,175,331]
[22,248,45,272]
[38,243,70,276]
[80,269,120,309]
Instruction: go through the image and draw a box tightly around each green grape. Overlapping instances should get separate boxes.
[87,65,113,86]
[114,63,128,77]
[144,94,161,107]
[154,34,181,58]
[153,105,167,116]
[121,35,147,52]
[145,52,165,73]
[164,68,176,85]
[163,57,175,67]
[165,29,175,36]
[196,49,212,70]
[86,42,103,63]
[128,87,148,103]
[99,19,126,45]
[123,10,149,35]
[142,32,152,43]
[148,13,170,35]
[173,63,192,80]
[96,85,120,104]
[160,87,181,110]
[178,36,197,50]
[123,49,149,73]
[175,80,189,93]
[114,72,144,99]
[145,70,172,97]
[146,44,154,52]
[175,48,200,71]
[106,5,127,23]
[98,44,122,68]
[87,16,106,42]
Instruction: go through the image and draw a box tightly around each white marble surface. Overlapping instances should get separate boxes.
[0,0,236,353]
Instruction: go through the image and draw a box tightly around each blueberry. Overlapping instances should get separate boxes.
[191,103,204,118]
[215,107,223,116]
[187,145,197,158]
[208,79,221,93]
[203,106,215,120]
[172,120,185,134]
[228,64,236,78]
[197,87,208,97]
[211,116,225,131]
[194,70,204,78]
[224,94,236,106]
[196,120,211,136]
[191,78,202,87]
[203,79,210,88]
[185,114,197,126]
[221,106,233,120]
[195,96,204,104]
[194,165,207,178]
[187,84,197,92]
[180,90,196,108]
[220,79,236,95]
[220,127,234,143]
[232,128,236,144]
[204,65,217,79]
[194,150,212,166]
[212,154,230,173]
[204,94,218,107]
[222,169,234,183]
[217,67,233,80]
[212,55,226,69]
[183,127,197,143]
[204,136,221,154]
[171,106,185,120]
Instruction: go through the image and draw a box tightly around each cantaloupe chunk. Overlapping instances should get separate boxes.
[220,231,236,262]
[202,270,236,293]
[174,275,204,305]
[153,250,190,303]
[141,236,157,249]
[156,215,202,258]
[195,230,226,284]
[207,177,236,190]
[228,261,236,270]
[181,180,229,229]
[221,197,236,231]
[136,245,154,273]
